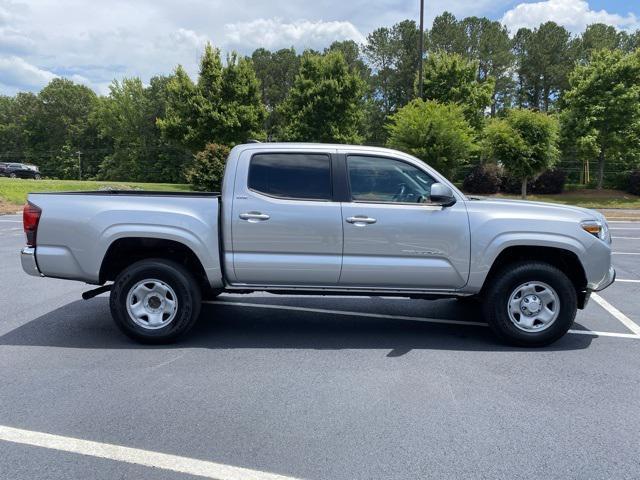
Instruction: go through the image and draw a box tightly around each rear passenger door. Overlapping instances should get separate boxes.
[230,150,344,286]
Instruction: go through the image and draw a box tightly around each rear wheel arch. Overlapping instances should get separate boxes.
[99,237,210,293]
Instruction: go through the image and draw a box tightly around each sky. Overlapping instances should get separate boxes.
[0,0,639,95]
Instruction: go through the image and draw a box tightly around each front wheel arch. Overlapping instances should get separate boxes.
[481,245,587,303]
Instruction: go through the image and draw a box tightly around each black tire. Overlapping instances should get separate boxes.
[482,261,577,347]
[455,295,481,305]
[109,258,201,344]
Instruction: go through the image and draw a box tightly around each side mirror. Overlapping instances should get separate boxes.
[429,183,456,207]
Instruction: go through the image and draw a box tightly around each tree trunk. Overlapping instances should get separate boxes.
[521,177,528,199]
[597,147,605,190]
[490,89,497,117]
[543,87,549,112]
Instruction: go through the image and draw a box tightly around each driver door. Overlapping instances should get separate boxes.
[339,154,470,290]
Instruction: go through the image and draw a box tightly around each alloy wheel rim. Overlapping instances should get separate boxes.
[126,279,178,330]
[507,281,560,333]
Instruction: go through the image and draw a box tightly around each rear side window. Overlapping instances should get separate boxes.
[248,153,332,200]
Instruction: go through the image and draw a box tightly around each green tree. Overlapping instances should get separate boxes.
[0,93,39,160]
[325,40,370,79]
[514,22,575,111]
[562,49,640,189]
[158,43,265,151]
[428,12,466,54]
[278,51,366,143]
[156,65,199,149]
[386,99,476,178]
[418,52,494,129]
[460,17,514,114]
[428,14,514,115]
[186,143,230,191]
[578,23,625,61]
[484,109,559,198]
[363,20,421,143]
[94,76,190,182]
[251,47,300,136]
[26,78,102,179]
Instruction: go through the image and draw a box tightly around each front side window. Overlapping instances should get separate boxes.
[248,153,332,200]
[347,155,435,203]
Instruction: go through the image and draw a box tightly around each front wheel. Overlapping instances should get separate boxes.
[110,259,201,344]
[34,173,41,180]
[9,173,16,178]
[482,262,577,347]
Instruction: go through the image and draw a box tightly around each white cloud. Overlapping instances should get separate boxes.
[0,55,56,88]
[224,18,365,51]
[501,0,640,34]
[0,0,637,95]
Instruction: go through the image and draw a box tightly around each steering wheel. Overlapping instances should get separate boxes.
[392,183,407,202]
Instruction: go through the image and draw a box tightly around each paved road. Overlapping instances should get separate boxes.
[1,214,639,479]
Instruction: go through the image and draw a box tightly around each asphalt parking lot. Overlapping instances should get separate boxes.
[1,214,639,480]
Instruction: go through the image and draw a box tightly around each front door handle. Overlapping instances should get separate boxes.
[239,211,270,222]
[346,215,377,226]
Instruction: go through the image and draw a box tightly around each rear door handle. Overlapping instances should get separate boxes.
[239,212,270,222]
[346,216,377,225]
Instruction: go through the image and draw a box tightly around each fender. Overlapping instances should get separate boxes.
[466,231,588,292]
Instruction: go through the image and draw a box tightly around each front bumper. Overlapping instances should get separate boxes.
[21,247,42,277]
[592,266,616,292]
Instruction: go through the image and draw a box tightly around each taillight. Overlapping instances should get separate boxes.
[23,202,41,247]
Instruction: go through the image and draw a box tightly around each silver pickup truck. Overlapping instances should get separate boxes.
[21,143,615,346]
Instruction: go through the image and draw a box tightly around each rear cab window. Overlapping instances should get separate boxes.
[248,153,332,201]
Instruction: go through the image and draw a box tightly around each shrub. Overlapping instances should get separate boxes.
[530,169,567,194]
[186,143,230,191]
[500,173,529,194]
[629,170,640,196]
[462,163,502,194]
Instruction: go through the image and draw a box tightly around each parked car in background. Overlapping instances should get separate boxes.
[0,162,41,179]
[20,143,615,347]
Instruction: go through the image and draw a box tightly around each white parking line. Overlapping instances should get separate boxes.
[0,425,300,480]
[0,220,21,223]
[616,279,640,283]
[591,293,640,336]
[611,227,640,230]
[612,252,640,255]
[612,236,640,240]
[204,300,640,340]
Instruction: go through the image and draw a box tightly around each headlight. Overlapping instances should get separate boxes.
[581,220,611,243]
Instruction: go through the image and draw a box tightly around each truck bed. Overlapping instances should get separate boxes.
[27,191,223,287]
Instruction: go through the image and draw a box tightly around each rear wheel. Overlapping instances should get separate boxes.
[110,259,201,343]
[483,261,577,347]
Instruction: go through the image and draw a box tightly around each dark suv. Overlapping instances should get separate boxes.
[0,163,41,179]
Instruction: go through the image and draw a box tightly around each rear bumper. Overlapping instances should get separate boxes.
[21,247,42,277]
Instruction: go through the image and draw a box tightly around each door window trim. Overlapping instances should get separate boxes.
[247,151,335,202]
[344,153,438,206]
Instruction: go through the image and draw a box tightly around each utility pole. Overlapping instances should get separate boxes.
[76,151,82,181]
[418,0,425,99]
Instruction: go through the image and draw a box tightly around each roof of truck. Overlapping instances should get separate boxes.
[233,142,407,157]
